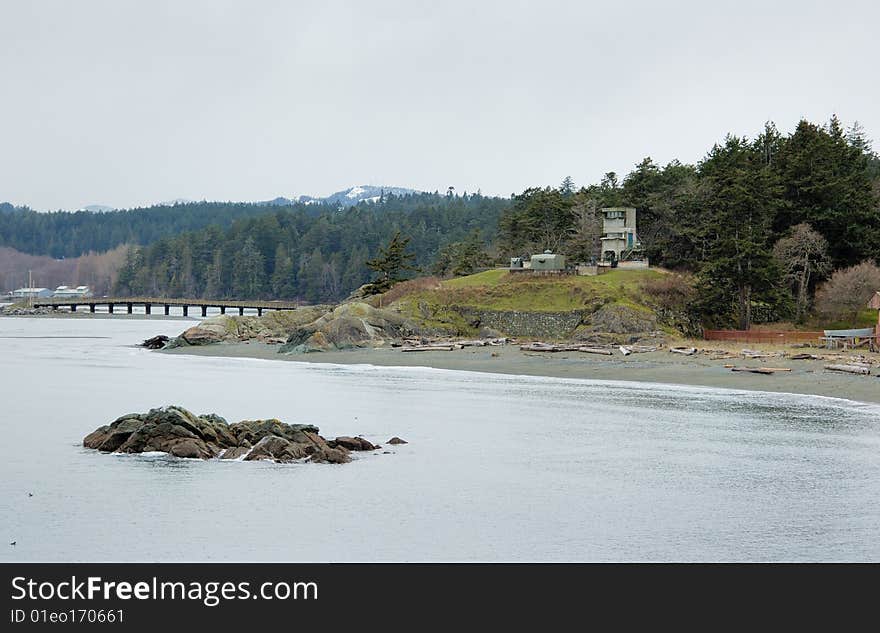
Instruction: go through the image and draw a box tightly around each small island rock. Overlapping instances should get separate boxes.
[82,405,392,466]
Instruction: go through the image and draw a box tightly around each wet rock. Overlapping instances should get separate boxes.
[308,447,351,464]
[141,335,169,350]
[331,436,377,451]
[244,436,309,462]
[169,438,215,459]
[82,405,387,467]
[387,437,408,445]
[230,419,319,447]
[220,446,250,460]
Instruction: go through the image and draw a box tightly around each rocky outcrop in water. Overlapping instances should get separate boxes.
[141,335,169,349]
[83,405,390,464]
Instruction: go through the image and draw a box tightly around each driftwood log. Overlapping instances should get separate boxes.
[578,347,614,356]
[519,342,613,355]
[619,345,658,356]
[825,364,871,375]
[669,347,697,356]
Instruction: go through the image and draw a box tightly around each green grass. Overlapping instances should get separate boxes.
[398,268,665,314]
[442,268,509,288]
[811,309,878,330]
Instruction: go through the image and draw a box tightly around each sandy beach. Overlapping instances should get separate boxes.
[163,341,880,405]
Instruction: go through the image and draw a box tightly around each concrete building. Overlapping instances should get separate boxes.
[599,207,647,267]
[529,250,566,271]
[53,285,92,299]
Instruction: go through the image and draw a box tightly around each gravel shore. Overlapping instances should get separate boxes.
[162,341,880,405]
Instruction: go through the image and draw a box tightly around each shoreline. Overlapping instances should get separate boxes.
[162,342,880,405]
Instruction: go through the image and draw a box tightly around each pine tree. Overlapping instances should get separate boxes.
[695,135,783,329]
[560,176,575,196]
[231,237,266,299]
[364,232,418,294]
[270,243,295,298]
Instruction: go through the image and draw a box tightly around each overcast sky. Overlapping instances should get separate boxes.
[1,0,877,210]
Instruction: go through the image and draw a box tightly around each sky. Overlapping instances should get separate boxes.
[1,0,878,211]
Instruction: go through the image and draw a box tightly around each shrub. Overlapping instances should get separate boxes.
[638,273,696,314]
[366,276,442,308]
[814,261,880,321]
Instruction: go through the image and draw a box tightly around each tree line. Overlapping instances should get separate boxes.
[113,192,507,302]
[0,200,332,259]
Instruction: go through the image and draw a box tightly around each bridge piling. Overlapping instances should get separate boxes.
[183,306,188,317]
[220,306,226,315]
[70,304,76,312]
[108,304,114,314]
[164,305,170,316]
[239,307,244,316]
[258,308,263,316]
[90,304,95,313]
[201,306,207,317]
[127,303,133,314]
[145,304,151,315]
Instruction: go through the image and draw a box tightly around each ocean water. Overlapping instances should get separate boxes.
[1,316,879,562]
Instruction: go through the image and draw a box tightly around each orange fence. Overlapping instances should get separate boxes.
[703,330,824,344]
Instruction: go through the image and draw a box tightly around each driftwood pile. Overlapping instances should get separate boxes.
[399,336,880,377]
[399,338,508,352]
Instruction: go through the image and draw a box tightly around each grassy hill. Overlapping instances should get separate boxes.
[385,268,675,338]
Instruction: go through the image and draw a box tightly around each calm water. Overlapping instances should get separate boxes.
[1,316,879,561]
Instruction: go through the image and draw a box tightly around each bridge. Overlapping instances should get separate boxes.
[32,297,300,317]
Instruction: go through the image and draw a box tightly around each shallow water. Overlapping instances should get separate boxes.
[1,316,879,561]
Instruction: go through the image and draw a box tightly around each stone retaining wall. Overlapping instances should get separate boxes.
[452,307,586,339]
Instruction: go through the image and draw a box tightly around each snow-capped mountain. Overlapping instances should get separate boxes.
[263,185,421,207]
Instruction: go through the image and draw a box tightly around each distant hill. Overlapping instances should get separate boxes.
[0,190,500,262]
[80,204,116,213]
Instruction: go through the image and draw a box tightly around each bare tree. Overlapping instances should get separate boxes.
[564,200,602,264]
[814,260,880,321]
[772,223,830,322]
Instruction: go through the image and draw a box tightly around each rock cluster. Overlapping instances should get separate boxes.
[171,307,331,347]
[82,406,390,464]
[279,302,422,354]
[1,305,53,316]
